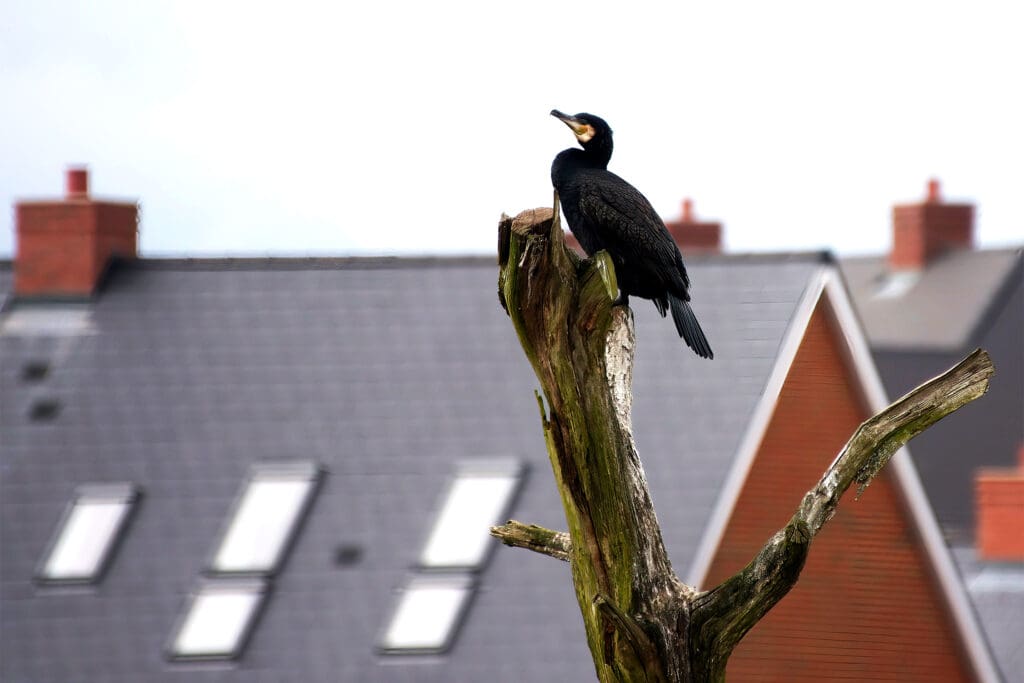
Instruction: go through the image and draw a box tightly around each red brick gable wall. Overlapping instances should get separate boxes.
[703,300,975,681]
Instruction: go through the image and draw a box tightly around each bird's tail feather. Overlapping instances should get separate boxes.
[653,296,668,317]
[669,294,713,359]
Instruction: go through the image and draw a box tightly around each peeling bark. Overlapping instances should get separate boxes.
[493,206,994,682]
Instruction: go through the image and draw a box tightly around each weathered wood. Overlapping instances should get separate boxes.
[493,205,994,682]
[491,520,571,562]
[498,205,687,681]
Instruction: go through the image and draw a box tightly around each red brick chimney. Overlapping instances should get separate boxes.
[889,179,974,270]
[14,167,138,298]
[664,199,722,253]
[975,445,1024,561]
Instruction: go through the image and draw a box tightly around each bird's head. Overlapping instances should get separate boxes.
[551,110,613,159]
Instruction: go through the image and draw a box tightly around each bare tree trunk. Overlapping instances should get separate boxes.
[493,206,994,682]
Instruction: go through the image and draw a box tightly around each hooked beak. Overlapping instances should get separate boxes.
[548,109,598,143]
[552,109,585,133]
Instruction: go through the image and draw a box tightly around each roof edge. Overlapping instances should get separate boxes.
[80,250,836,272]
[109,255,501,271]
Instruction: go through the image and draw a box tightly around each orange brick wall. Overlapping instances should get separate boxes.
[15,202,101,295]
[15,199,136,297]
[890,202,973,270]
[976,469,1024,561]
[704,300,975,681]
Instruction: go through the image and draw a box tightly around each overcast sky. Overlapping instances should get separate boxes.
[2,1,1022,258]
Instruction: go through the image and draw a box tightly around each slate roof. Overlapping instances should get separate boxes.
[1,253,827,682]
[842,247,1022,351]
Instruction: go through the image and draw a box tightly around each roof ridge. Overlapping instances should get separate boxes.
[841,245,1024,262]
[76,250,836,272]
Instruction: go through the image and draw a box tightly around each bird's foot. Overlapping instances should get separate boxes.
[612,293,630,308]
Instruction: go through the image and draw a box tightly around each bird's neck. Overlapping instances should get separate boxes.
[584,139,613,168]
[558,143,611,170]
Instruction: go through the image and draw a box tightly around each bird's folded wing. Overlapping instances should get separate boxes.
[578,179,690,291]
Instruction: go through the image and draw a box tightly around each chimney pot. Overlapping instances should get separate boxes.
[66,167,89,199]
[926,178,941,203]
[682,198,694,222]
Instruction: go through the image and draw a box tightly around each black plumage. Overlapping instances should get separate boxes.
[550,109,713,359]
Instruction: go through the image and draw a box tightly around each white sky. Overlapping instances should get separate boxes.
[2,1,1022,258]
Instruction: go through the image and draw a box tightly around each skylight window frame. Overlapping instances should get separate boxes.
[165,579,269,662]
[34,483,141,586]
[417,458,526,572]
[376,574,476,655]
[205,461,323,577]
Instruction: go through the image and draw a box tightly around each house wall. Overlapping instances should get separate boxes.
[704,300,976,681]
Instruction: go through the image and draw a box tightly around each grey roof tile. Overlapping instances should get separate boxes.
[842,247,1022,351]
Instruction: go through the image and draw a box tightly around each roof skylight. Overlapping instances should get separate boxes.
[419,459,524,569]
[0,304,95,337]
[210,462,321,575]
[379,575,473,653]
[168,581,267,660]
[380,459,524,657]
[37,484,139,584]
[874,270,921,299]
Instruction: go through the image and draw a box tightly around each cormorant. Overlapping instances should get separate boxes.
[550,110,713,359]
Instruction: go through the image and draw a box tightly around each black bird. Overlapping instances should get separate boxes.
[550,109,713,359]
